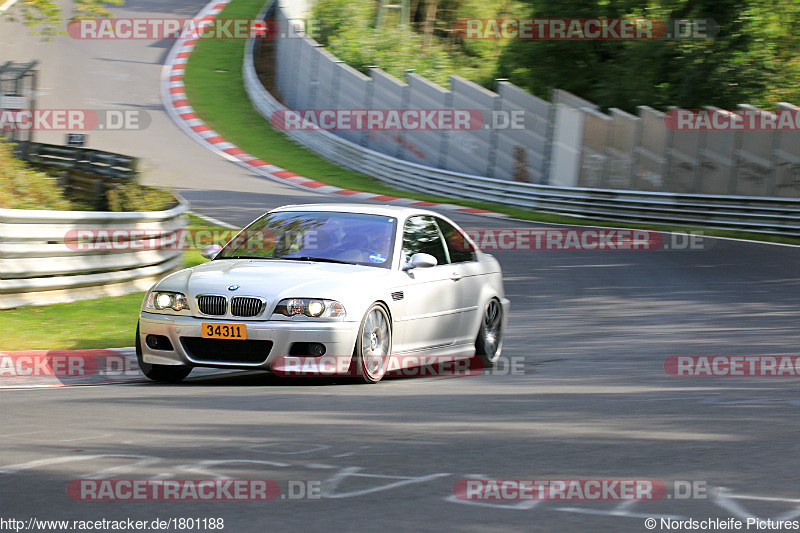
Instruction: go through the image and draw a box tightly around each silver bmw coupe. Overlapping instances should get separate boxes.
[136,204,509,383]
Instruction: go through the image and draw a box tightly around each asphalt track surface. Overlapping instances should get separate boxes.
[2,1,800,531]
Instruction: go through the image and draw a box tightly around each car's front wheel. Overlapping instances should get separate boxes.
[351,302,392,384]
[135,323,192,383]
[475,298,503,366]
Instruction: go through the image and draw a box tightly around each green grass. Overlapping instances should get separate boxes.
[0,215,235,351]
[181,0,799,246]
[1,293,150,351]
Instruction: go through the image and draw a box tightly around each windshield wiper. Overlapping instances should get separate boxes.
[278,256,356,265]
[220,255,279,260]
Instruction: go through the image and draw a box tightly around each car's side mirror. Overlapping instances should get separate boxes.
[402,252,438,271]
[201,244,223,260]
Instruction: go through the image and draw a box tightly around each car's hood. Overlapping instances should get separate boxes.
[156,258,392,303]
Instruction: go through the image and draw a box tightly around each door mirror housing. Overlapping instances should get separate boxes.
[201,244,223,260]
[402,252,438,271]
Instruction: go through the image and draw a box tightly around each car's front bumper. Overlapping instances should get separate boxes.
[138,312,360,370]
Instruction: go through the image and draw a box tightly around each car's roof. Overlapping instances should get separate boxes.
[271,203,441,218]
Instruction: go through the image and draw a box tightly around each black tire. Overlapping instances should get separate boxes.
[475,298,503,367]
[135,323,191,383]
[350,303,392,384]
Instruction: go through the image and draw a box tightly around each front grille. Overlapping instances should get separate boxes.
[198,295,226,316]
[231,297,264,317]
[180,337,273,364]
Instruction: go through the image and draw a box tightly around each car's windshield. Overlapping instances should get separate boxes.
[216,211,397,268]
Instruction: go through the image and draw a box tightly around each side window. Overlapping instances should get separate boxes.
[435,217,476,263]
[402,216,448,266]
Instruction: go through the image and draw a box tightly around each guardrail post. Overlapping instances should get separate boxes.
[93,177,106,210]
[129,156,139,181]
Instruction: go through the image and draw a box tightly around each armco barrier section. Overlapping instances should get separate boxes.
[27,143,139,180]
[244,4,800,238]
[26,142,141,208]
[0,197,189,309]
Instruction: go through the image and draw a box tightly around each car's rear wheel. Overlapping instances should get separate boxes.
[475,298,503,366]
[135,323,191,383]
[351,303,392,384]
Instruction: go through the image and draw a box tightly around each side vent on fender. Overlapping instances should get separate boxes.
[391,291,404,301]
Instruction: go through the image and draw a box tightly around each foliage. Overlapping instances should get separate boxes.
[3,0,123,36]
[305,0,369,47]
[326,20,470,86]
[0,141,76,209]
[495,0,800,112]
[106,183,176,212]
[437,0,527,85]
[308,0,521,87]
[311,0,798,110]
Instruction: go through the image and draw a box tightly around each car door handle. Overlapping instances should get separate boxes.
[450,272,462,281]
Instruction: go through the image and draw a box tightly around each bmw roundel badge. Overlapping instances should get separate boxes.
[228,285,240,291]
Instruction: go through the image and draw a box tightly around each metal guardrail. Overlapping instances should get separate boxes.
[0,197,190,309]
[26,142,140,208]
[244,25,800,238]
[28,142,138,178]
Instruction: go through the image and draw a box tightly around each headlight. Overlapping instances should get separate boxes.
[145,291,190,313]
[274,298,346,318]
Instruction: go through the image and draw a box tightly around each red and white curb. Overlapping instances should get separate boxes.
[160,0,504,218]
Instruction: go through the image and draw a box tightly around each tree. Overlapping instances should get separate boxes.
[4,0,122,36]
[495,0,787,112]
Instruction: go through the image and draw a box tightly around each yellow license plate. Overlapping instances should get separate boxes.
[202,323,247,340]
